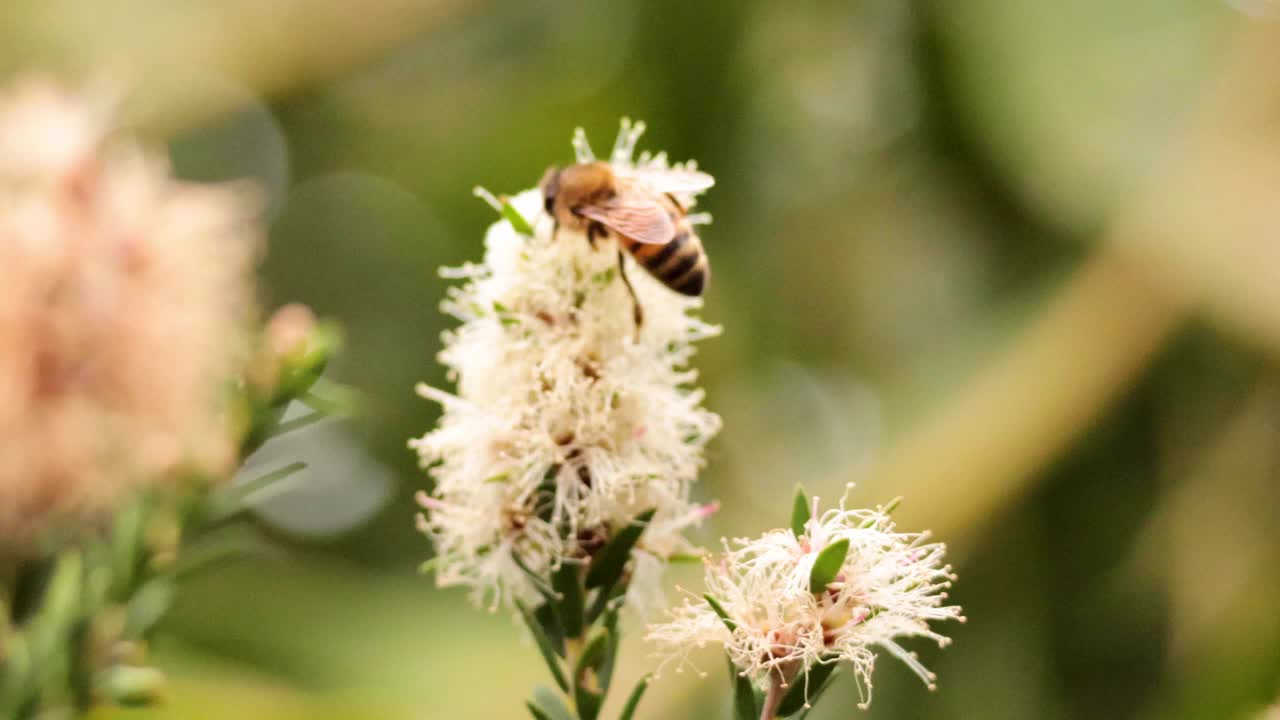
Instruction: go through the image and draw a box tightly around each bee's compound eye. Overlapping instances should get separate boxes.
[544,195,555,213]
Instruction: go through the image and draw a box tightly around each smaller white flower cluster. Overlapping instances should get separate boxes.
[411,122,721,611]
[647,488,964,710]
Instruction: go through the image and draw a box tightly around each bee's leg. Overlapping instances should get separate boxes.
[617,249,644,330]
[551,219,560,243]
[586,221,603,250]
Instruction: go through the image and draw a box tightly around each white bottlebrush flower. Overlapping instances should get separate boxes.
[410,121,721,610]
[647,489,964,710]
[0,76,259,543]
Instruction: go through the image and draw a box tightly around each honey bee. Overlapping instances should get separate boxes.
[539,161,713,326]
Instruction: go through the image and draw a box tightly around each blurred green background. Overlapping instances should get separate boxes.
[7,0,1280,717]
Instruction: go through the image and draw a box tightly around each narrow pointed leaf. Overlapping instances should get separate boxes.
[528,686,575,720]
[574,629,609,677]
[552,562,584,638]
[599,604,621,691]
[534,600,566,657]
[808,538,849,594]
[206,461,307,521]
[124,580,174,639]
[859,497,902,528]
[585,508,656,589]
[704,594,738,632]
[502,202,536,236]
[584,582,625,625]
[618,674,651,720]
[268,410,326,437]
[110,500,146,599]
[299,376,360,417]
[173,525,273,579]
[666,552,705,564]
[0,632,31,716]
[573,629,609,720]
[575,685,604,720]
[511,552,557,605]
[516,599,569,692]
[790,485,810,537]
[36,551,83,632]
[730,655,758,720]
[777,660,839,717]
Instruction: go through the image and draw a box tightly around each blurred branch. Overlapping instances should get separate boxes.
[864,246,1181,539]
[2,0,476,134]
[856,17,1280,540]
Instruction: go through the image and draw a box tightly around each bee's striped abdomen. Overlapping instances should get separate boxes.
[621,225,708,297]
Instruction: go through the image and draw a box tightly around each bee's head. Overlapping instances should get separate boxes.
[538,166,561,213]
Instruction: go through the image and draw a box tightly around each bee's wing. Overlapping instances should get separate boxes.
[577,197,675,245]
[622,167,715,194]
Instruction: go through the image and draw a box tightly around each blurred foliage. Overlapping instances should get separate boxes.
[3,0,1277,718]
[0,300,345,717]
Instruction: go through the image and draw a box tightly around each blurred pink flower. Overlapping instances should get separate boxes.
[0,76,261,542]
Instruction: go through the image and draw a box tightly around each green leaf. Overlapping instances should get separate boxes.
[205,461,307,522]
[502,201,536,236]
[704,594,738,632]
[512,552,558,606]
[268,410,326,437]
[776,660,839,717]
[618,674,651,720]
[124,580,174,639]
[34,551,83,637]
[575,628,609,677]
[729,656,758,720]
[585,508,656,589]
[575,687,604,720]
[552,562,584,639]
[573,628,609,720]
[808,538,850,594]
[110,500,147,600]
[665,552,705,564]
[790,485,811,537]
[299,377,362,417]
[534,601,566,658]
[172,525,273,580]
[476,186,536,236]
[516,599,569,692]
[527,686,574,720]
[859,496,902,528]
[584,582,625,626]
[0,632,31,717]
[598,604,621,691]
